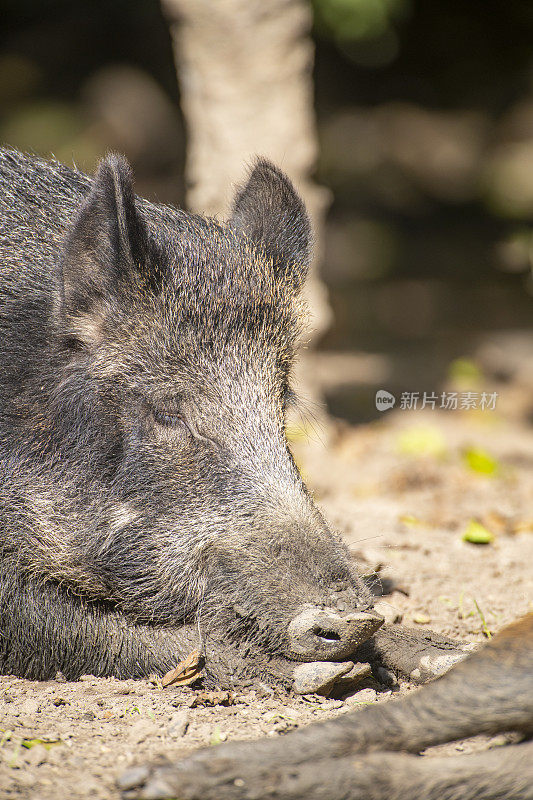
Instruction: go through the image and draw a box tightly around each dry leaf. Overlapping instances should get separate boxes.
[161,649,204,688]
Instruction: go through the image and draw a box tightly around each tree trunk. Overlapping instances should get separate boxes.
[161,0,332,352]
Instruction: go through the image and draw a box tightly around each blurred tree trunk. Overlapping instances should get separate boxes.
[161,0,332,353]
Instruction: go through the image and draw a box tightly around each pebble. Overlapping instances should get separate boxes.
[293,661,354,695]
[344,687,377,705]
[117,766,150,791]
[167,710,189,738]
[341,662,372,683]
[321,699,344,709]
[376,667,397,686]
[413,614,431,625]
[373,601,403,625]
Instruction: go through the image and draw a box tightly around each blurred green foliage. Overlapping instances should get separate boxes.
[312,0,409,41]
[312,0,410,66]
[447,359,483,390]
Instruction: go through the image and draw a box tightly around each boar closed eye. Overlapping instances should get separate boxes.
[151,407,186,429]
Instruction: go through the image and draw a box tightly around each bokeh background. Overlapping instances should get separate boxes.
[1,0,532,424]
[0,12,532,793]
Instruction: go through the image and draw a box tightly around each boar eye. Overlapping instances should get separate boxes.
[151,407,185,429]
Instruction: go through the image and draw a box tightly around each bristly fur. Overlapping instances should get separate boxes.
[0,147,371,683]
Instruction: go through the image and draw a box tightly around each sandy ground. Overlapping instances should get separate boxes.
[1,400,532,799]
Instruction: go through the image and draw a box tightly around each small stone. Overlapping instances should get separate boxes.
[116,766,150,791]
[413,614,431,625]
[341,662,372,684]
[272,721,297,734]
[54,671,67,683]
[373,601,403,625]
[167,710,189,738]
[321,699,344,709]
[293,661,354,695]
[376,667,397,686]
[344,687,377,705]
[52,697,69,707]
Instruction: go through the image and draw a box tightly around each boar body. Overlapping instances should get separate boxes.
[0,148,379,684]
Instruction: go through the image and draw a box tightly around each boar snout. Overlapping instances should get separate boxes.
[288,607,384,661]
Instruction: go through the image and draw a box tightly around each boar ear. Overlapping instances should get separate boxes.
[59,153,148,345]
[230,159,312,290]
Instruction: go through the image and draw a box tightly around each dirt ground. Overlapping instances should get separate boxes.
[1,392,532,799]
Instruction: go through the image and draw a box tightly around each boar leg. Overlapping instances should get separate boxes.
[119,615,533,799]
[0,571,294,687]
[0,569,200,680]
[120,742,533,800]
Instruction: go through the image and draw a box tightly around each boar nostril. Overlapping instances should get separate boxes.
[288,607,384,661]
[313,627,341,643]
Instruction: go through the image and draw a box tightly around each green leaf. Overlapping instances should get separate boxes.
[21,737,61,751]
[473,599,493,639]
[462,520,495,545]
[463,447,499,475]
[399,514,424,526]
